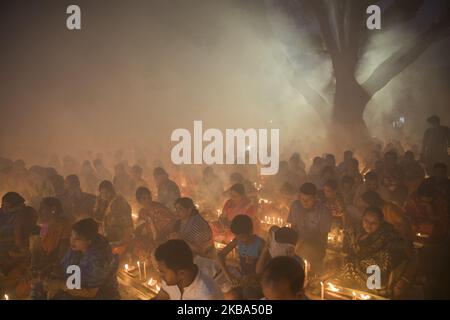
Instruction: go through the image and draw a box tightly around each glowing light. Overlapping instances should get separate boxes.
[359,294,371,300]
[147,277,157,287]
[4,294,9,300]
[124,264,129,272]
[327,282,340,292]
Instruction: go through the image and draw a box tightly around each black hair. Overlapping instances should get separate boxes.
[361,191,383,207]
[363,205,384,221]
[153,167,167,177]
[72,218,99,242]
[274,227,298,246]
[98,180,115,193]
[136,186,151,200]
[230,183,246,196]
[323,179,338,191]
[364,171,378,182]
[66,174,81,188]
[299,183,317,196]
[175,197,200,215]
[2,192,25,207]
[417,182,436,198]
[40,197,64,216]
[154,239,194,271]
[262,256,305,295]
[230,214,253,235]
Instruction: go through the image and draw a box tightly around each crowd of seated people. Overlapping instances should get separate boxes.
[0,136,449,300]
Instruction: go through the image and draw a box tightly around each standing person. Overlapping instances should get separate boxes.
[287,183,331,274]
[153,167,181,211]
[422,115,449,175]
[152,239,223,300]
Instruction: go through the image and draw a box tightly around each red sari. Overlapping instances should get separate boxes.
[213,197,258,242]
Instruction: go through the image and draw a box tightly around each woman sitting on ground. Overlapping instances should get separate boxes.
[43,218,120,300]
[332,206,409,293]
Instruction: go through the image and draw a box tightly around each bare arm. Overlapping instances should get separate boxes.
[217,238,238,282]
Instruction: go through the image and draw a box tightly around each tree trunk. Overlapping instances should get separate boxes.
[327,71,372,153]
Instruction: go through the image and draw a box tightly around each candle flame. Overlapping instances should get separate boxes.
[326,282,340,292]
[147,277,157,287]
[4,294,9,300]
[124,264,129,271]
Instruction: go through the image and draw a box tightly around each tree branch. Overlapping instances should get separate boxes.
[307,0,340,66]
[363,18,450,97]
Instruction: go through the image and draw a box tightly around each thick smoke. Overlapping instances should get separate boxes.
[0,0,449,169]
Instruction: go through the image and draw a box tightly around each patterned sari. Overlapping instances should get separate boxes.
[334,222,404,290]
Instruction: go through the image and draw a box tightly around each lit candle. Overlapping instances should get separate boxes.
[137,261,142,280]
[303,260,308,287]
[352,291,357,300]
[143,261,147,280]
[4,294,9,300]
[124,264,129,272]
[320,281,325,300]
[148,277,157,287]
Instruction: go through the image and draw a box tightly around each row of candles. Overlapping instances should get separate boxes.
[261,216,291,228]
[319,281,371,300]
[124,261,161,293]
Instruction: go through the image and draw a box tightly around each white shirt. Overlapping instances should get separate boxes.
[161,266,224,300]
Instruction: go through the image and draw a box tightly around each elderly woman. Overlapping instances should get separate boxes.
[334,206,409,293]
